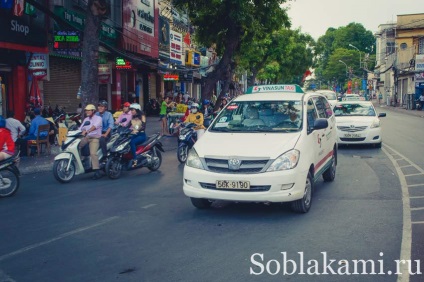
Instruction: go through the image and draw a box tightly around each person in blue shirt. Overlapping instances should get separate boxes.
[95,100,114,162]
[23,108,49,156]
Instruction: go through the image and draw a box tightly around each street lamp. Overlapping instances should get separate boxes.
[348,44,362,69]
[338,60,348,76]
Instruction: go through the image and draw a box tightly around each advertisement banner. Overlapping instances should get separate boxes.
[415,54,424,71]
[159,17,170,59]
[170,30,183,65]
[122,0,158,58]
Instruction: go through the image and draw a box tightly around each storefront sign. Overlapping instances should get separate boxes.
[53,30,81,51]
[159,17,170,59]
[98,63,112,83]
[185,50,201,67]
[415,72,424,82]
[164,74,179,81]
[415,54,424,71]
[115,58,132,69]
[0,0,48,53]
[28,53,49,80]
[170,30,183,65]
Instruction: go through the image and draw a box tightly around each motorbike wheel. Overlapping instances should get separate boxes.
[105,157,122,179]
[148,150,162,171]
[53,159,75,183]
[0,167,20,198]
[177,145,189,163]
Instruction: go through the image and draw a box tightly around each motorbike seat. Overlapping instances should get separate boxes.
[0,150,20,166]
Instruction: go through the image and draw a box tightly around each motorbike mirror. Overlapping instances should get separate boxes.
[83,121,90,126]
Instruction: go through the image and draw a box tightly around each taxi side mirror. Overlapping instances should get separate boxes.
[378,113,386,117]
[313,118,328,130]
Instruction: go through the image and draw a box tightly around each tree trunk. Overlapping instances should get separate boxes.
[80,0,107,113]
[201,24,241,110]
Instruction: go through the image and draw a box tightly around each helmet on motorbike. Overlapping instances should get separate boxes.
[203,99,210,105]
[190,103,199,109]
[129,103,141,111]
[98,100,108,107]
[0,115,5,128]
[85,104,96,111]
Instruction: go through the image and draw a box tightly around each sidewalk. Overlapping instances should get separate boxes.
[371,100,424,119]
[17,116,178,175]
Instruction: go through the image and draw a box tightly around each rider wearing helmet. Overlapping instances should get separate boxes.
[201,99,213,119]
[0,115,15,161]
[79,104,103,179]
[115,102,132,127]
[128,103,147,167]
[95,100,114,162]
[185,103,206,139]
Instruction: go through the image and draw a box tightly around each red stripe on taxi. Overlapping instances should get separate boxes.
[315,150,333,172]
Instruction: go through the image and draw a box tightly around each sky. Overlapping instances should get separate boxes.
[285,0,424,40]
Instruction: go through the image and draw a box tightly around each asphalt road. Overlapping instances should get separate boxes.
[0,111,423,282]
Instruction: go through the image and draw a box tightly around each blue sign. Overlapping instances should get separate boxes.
[362,79,367,90]
[311,83,316,89]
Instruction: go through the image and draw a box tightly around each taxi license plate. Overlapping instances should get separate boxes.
[344,133,361,138]
[216,180,250,190]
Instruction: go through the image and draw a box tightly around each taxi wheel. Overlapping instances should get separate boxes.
[291,172,313,213]
[190,198,212,209]
[322,150,337,182]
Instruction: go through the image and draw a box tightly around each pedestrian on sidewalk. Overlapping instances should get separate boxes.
[419,93,424,111]
[378,92,383,105]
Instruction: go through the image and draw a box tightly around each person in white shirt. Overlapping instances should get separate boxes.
[6,111,25,142]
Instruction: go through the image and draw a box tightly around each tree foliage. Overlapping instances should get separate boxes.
[173,0,290,101]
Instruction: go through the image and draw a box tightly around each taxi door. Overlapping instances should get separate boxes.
[306,98,323,177]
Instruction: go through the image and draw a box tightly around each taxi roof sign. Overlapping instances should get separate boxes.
[245,84,304,94]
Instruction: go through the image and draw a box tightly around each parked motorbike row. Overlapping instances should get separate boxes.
[53,119,164,183]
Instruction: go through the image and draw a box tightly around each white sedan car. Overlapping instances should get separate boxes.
[315,90,338,107]
[333,101,386,148]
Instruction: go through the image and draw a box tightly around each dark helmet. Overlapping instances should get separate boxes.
[0,115,5,128]
[203,99,210,105]
[98,100,108,107]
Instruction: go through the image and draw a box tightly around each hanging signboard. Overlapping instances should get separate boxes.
[164,74,179,81]
[115,57,132,69]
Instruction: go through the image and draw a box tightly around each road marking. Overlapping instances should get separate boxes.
[411,207,424,211]
[399,165,413,168]
[0,216,118,262]
[407,184,424,188]
[412,221,424,224]
[405,173,424,177]
[0,270,16,282]
[142,204,157,209]
[410,196,424,199]
[382,145,411,282]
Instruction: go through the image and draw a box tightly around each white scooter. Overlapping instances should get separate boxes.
[52,121,120,183]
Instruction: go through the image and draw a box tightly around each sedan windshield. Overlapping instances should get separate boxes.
[334,103,376,116]
[210,100,303,133]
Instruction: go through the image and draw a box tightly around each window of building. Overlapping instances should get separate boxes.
[400,42,407,50]
[386,42,395,55]
[419,38,424,54]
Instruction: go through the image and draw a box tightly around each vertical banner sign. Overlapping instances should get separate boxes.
[170,30,183,65]
[158,16,170,59]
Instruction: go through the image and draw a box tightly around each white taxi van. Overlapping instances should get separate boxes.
[183,85,338,213]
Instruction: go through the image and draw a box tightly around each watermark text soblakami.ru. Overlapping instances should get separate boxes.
[250,252,422,276]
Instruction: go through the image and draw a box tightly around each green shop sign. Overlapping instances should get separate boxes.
[54,6,117,46]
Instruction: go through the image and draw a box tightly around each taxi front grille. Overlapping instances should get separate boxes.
[340,137,366,142]
[199,182,271,192]
[337,126,367,132]
[204,158,269,174]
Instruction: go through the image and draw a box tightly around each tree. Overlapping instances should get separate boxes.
[80,0,109,111]
[173,0,290,102]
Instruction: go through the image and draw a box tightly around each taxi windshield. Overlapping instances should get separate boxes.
[333,103,376,117]
[210,100,303,133]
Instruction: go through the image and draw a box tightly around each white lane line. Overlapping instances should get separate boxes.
[382,145,411,282]
[385,146,424,174]
[0,270,16,282]
[399,165,413,168]
[411,207,424,211]
[412,221,424,224]
[394,158,404,161]
[407,184,424,188]
[405,173,424,177]
[0,216,119,262]
[142,204,157,209]
[410,196,424,199]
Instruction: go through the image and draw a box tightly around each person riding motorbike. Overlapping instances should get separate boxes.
[201,99,214,119]
[184,103,206,139]
[128,103,147,167]
[95,100,114,163]
[0,116,15,161]
[79,104,103,180]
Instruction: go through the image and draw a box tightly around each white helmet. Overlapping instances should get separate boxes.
[190,103,199,109]
[129,103,141,111]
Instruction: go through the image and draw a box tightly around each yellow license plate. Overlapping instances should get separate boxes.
[216,180,250,190]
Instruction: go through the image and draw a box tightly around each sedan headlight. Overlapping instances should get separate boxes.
[267,150,300,172]
[370,119,380,128]
[186,149,205,170]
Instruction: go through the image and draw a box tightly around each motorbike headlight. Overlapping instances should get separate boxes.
[116,141,130,151]
[370,119,380,128]
[179,133,189,140]
[267,150,300,172]
[186,149,205,170]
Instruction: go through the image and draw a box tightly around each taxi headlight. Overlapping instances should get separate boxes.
[267,150,300,171]
[370,119,380,128]
[186,149,205,170]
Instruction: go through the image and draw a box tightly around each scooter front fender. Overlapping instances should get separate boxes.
[54,152,73,161]
[54,152,84,174]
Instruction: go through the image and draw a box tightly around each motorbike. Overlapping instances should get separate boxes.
[105,127,164,179]
[177,123,198,163]
[416,99,422,110]
[52,121,120,183]
[0,151,21,198]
